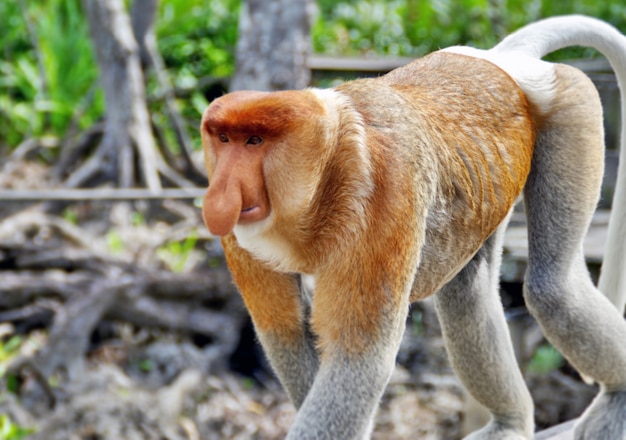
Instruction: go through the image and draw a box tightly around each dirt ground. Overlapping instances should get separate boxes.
[1,306,598,440]
[0,161,599,439]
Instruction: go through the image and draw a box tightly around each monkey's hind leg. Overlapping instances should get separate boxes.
[523,65,626,439]
[434,223,534,440]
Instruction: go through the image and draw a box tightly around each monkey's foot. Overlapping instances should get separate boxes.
[463,421,531,440]
[574,389,626,440]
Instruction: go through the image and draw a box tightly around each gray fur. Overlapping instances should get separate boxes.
[574,390,626,439]
[522,65,626,438]
[435,221,534,439]
[285,353,393,440]
[257,277,319,408]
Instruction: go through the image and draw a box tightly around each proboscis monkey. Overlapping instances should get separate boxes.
[200,15,626,440]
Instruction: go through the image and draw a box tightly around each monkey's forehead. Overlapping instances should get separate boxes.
[202,90,324,136]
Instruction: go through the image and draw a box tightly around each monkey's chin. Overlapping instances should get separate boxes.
[234,214,299,272]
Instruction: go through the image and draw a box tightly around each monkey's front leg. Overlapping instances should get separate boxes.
[285,261,412,440]
[221,235,319,408]
[285,345,400,440]
[255,284,319,409]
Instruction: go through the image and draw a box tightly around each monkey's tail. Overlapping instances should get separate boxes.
[496,15,626,311]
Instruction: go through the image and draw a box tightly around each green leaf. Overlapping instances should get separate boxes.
[106,231,124,254]
[527,344,564,375]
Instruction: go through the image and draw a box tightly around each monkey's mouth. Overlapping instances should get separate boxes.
[241,205,259,214]
[239,205,267,224]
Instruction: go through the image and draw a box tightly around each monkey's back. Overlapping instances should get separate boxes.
[336,52,536,298]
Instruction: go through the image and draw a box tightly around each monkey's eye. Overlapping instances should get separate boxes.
[218,133,229,143]
[247,135,263,146]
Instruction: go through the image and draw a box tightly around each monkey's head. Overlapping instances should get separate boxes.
[200,90,330,237]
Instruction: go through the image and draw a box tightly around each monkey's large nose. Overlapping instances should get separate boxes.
[203,175,243,236]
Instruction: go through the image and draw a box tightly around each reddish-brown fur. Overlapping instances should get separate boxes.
[221,234,305,341]
[201,52,534,355]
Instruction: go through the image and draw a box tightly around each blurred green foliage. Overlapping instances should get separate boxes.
[157,0,239,81]
[0,414,35,440]
[1,0,625,152]
[0,0,102,149]
[0,336,35,439]
[0,0,239,152]
[314,0,626,56]
[153,0,239,151]
[157,232,199,273]
[527,344,565,375]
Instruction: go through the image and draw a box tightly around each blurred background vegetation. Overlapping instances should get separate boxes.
[1,0,625,161]
[1,2,623,436]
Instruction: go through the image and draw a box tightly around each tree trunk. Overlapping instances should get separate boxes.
[131,0,205,185]
[130,0,158,68]
[230,0,313,92]
[82,0,161,191]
